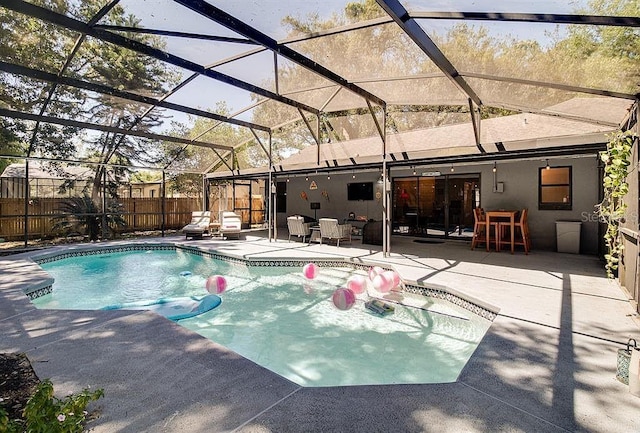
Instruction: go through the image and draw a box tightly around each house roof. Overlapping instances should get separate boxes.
[207,97,627,178]
[0,162,93,179]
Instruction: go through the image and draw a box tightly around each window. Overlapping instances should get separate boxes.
[539,166,572,210]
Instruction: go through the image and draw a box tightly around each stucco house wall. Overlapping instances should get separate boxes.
[278,155,601,254]
[473,156,600,254]
[277,172,385,227]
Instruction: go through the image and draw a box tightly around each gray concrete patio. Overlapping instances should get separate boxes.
[1,232,639,432]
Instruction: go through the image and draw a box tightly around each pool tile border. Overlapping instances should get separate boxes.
[31,243,497,321]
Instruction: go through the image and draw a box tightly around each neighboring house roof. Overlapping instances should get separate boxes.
[0,162,93,179]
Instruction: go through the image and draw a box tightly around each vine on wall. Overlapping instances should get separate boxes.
[596,130,637,278]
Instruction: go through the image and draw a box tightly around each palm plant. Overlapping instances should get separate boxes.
[52,195,126,241]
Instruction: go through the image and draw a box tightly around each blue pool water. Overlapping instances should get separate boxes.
[35,249,491,387]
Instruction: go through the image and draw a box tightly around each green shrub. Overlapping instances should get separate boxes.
[0,379,104,433]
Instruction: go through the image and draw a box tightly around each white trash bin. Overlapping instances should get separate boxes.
[556,221,581,254]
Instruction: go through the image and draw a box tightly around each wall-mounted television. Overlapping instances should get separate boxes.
[347,182,374,201]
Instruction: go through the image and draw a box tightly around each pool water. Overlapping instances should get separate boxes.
[35,249,491,387]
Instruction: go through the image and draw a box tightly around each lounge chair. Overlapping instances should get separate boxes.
[220,211,242,239]
[287,215,312,243]
[182,211,211,239]
[318,218,352,246]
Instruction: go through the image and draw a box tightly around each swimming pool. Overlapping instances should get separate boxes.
[33,247,492,387]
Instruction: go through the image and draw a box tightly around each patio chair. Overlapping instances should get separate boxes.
[287,215,312,243]
[470,208,498,250]
[182,211,211,239]
[498,208,531,254]
[318,218,352,247]
[220,211,242,239]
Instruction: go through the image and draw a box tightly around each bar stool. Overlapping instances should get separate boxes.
[471,208,499,250]
[498,208,531,254]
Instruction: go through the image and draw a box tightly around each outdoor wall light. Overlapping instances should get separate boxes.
[450,164,455,172]
[327,174,331,180]
[546,159,550,170]
[412,166,416,175]
[305,175,309,181]
[492,162,497,173]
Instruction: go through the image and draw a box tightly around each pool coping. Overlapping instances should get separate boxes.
[28,242,498,321]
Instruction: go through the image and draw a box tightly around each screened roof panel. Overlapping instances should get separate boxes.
[275,55,341,100]
[0,13,80,74]
[244,98,305,129]
[388,122,479,159]
[105,0,247,39]
[145,36,258,68]
[212,50,277,93]
[44,85,157,126]
[233,139,272,170]
[322,88,368,112]
[0,73,51,113]
[325,112,380,142]
[163,74,255,115]
[417,19,640,94]
[479,111,616,148]
[271,119,319,160]
[164,143,228,173]
[357,76,467,106]
[160,107,254,149]
[387,110,472,133]
[400,0,629,15]
[277,119,482,171]
[205,0,365,41]
[282,85,344,112]
[2,1,638,177]
[286,22,440,82]
[464,77,635,125]
[65,36,181,99]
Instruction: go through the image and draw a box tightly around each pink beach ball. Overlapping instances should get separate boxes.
[303,263,319,280]
[346,275,367,294]
[372,273,392,293]
[332,288,356,310]
[206,275,227,294]
[382,270,400,289]
[368,266,384,281]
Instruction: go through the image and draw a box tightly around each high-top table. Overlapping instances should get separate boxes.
[485,210,518,254]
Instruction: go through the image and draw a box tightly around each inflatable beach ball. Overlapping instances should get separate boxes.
[382,270,400,290]
[346,275,367,294]
[206,275,227,294]
[372,273,393,293]
[303,263,319,280]
[332,288,356,310]
[368,266,384,281]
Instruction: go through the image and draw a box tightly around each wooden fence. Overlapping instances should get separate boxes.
[0,197,201,240]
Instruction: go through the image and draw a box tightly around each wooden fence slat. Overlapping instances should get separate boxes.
[0,197,201,240]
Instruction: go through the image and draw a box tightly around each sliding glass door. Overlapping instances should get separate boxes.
[392,174,480,238]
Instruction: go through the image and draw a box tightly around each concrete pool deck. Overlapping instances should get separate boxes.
[1,232,639,432]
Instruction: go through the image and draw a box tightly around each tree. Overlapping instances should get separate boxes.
[164,102,252,185]
[0,1,180,203]
[0,0,83,161]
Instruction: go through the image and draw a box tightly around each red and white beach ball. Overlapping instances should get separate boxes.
[382,270,400,290]
[368,266,384,281]
[346,275,367,294]
[372,272,392,293]
[303,263,319,280]
[205,275,227,294]
[332,288,356,310]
